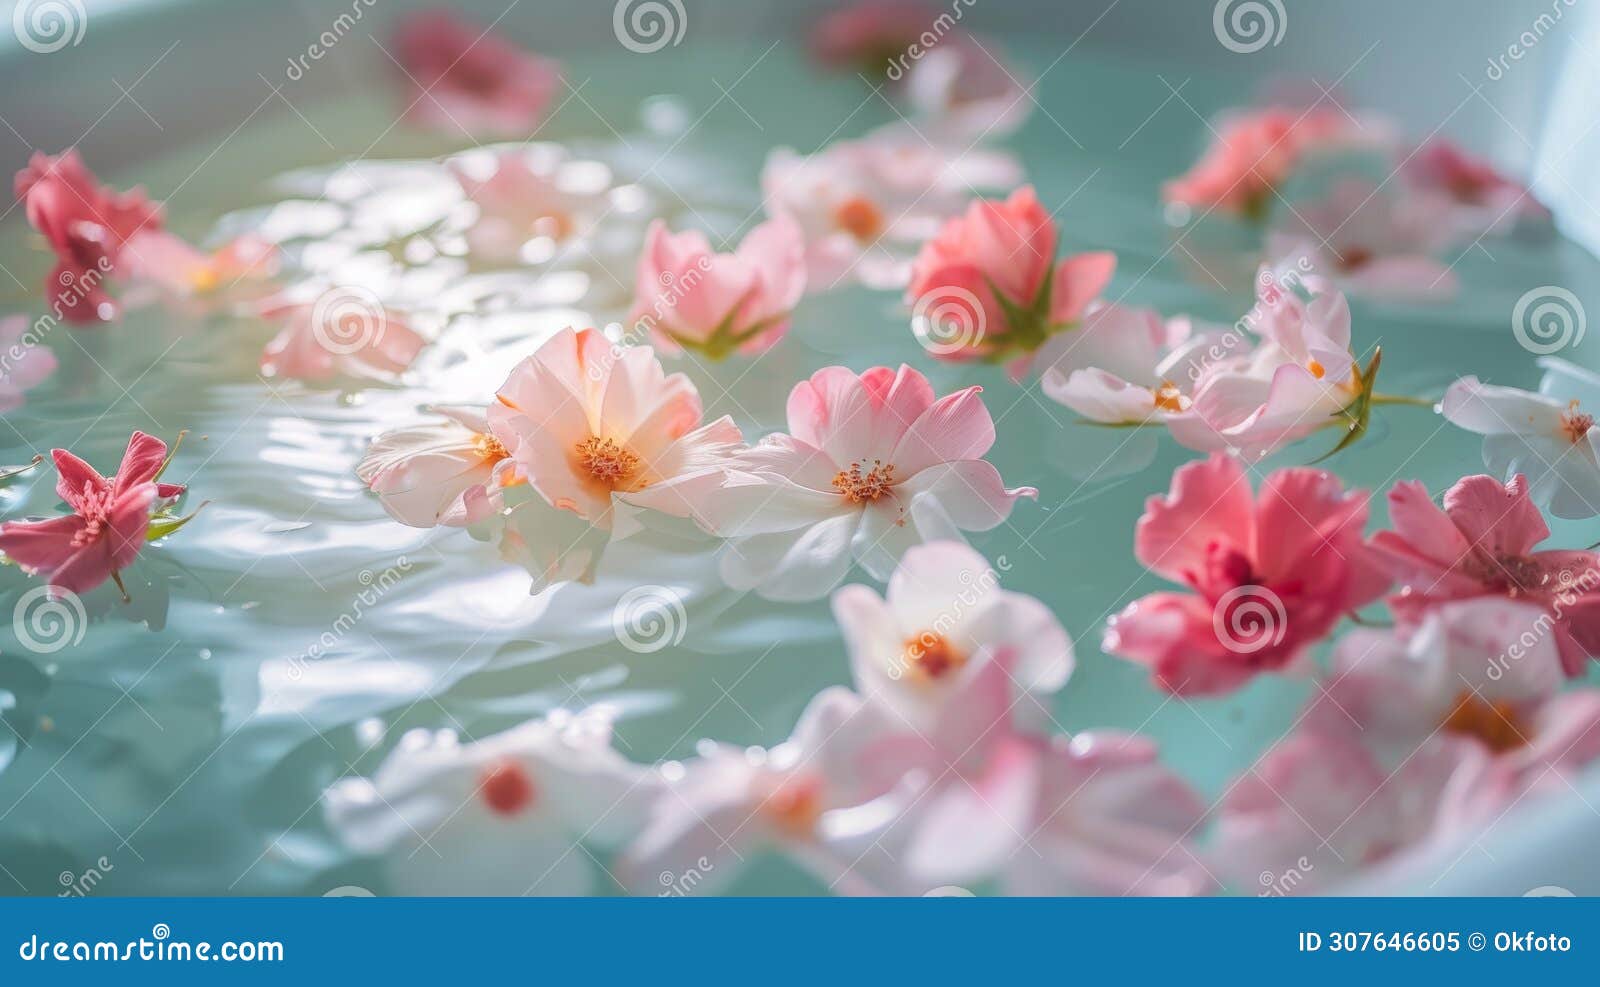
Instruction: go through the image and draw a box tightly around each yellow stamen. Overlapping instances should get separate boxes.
[575,436,640,488]
[833,196,885,243]
[1441,693,1527,754]
[901,633,966,683]
[832,460,896,503]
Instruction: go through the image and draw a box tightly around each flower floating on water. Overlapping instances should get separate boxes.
[117,230,279,308]
[324,707,655,896]
[446,149,597,263]
[357,405,520,528]
[1104,453,1389,695]
[905,186,1115,369]
[0,315,58,412]
[628,216,806,360]
[1036,305,1223,426]
[1441,357,1600,519]
[1401,139,1550,239]
[762,131,1020,290]
[809,1,937,77]
[258,292,427,383]
[697,364,1036,601]
[1266,179,1458,301]
[1368,472,1600,678]
[0,430,196,600]
[389,9,560,139]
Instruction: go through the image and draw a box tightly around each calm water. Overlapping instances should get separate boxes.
[2,40,1598,895]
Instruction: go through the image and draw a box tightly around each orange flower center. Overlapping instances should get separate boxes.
[1336,246,1374,271]
[1440,693,1528,754]
[476,432,509,462]
[575,436,640,488]
[832,459,896,503]
[1153,380,1188,412]
[901,633,966,682]
[1561,400,1593,444]
[759,773,825,837]
[480,760,537,816]
[1307,358,1326,379]
[833,195,885,243]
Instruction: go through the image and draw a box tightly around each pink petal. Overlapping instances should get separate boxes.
[1048,251,1116,325]
[1133,452,1253,586]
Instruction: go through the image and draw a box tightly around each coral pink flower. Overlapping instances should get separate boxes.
[628,216,806,359]
[0,315,58,412]
[697,364,1037,601]
[1266,179,1459,301]
[325,707,654,896]
[1162,106,1360,220]
[14,149,163,323]
[1402,139,1550,237]
[1368,473,1600,677]
[0,431,185,597]
[762,132,1020,290]
[357,406,520,528]
[905,186,1115,366]
[258,294,426,383]
[1104,453,1388,695]
[390,9,559,138]
[488,327,743,530]
[809,1,935,74]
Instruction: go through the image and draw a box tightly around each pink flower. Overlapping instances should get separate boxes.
[1368,473,1600,677]
[628,216,806,359]
[905,186,1115,365]
[1104,453,1389,695]
[1402,139,1550,237]
[325,707,654,896]
[117,230,279,306]
[831,541,1072,744]
[357,406,520,528]
[447,150,595,263]
[14,149,163,324]
[488,327,743,530]
[1036,305,1226,424]
[390,9,559,138]
[1163,273,1367,461]
[616,688,904,896]
[897,39,1032,143]
[809,1,936,74]
[0,315,58,412]
[697,364,1037,601]
[258,293,427,383]
[761,132,1020,290]
[1162,107,1362,220]
[1266,179,1459,301]
[0,431,185,597]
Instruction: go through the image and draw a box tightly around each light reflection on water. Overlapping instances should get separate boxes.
[0,43,1597,895]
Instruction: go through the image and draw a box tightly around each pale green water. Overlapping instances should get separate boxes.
[2,40,1598,896]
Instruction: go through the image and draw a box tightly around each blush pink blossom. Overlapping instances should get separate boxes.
[1103,453,1389,695]
[258,295,427,383]
[357,406,520,528]
[488,327,743,531]
[1162,107,1363,220]
[809,1,936,74]
[14,150,163,324]
[390,9,560,139]
[0,431,185,597]
[1402,139,1550,237]
[897,40,1032,143]
[905,186,1115,366]
[0,315,58,412]
[118,231,279,307]
[628,216,806,359]
[696,364,1036,601]
[447,150,595,263]
[1266,179,1459,301]
[1368,473,1600,677]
